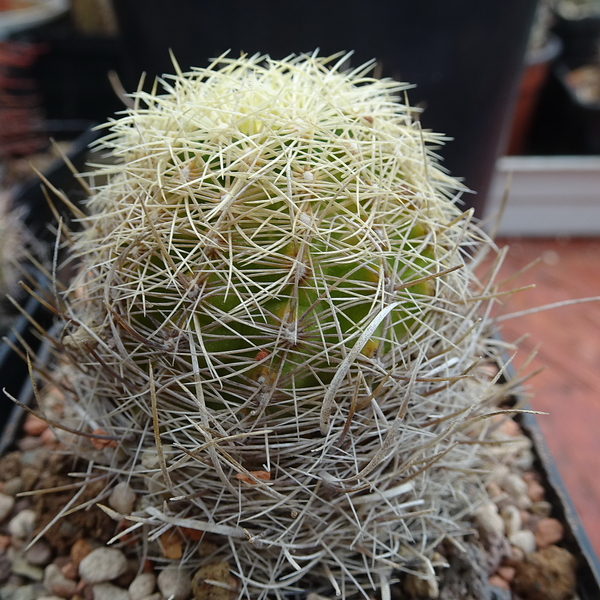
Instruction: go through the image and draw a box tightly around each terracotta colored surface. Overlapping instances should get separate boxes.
[486,237,600,558]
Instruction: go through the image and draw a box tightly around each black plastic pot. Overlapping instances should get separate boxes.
[506,35,563,155]
[518,409,600,599]
[553,14,600,71]
[526,60,600,155]
[111,0,538,218]
[528,15,600,155]
[556,61,600,154]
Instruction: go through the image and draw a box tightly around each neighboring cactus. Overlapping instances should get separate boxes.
[0,196,18,302]
[0,193,40,330]
[47,54,509,598]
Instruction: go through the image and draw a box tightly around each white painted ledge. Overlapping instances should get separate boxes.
[484,156,600,237]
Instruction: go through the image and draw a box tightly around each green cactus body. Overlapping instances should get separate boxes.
[56,54,500,598]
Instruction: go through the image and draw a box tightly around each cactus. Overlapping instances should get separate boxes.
[0,197,18,303]
[47,53,509,598]
[0,193,41,330]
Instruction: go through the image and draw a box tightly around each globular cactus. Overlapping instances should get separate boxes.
[49,53,507,598]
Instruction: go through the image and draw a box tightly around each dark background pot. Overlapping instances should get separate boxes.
[111,0,538,218]
[526,14,600,155]
[554,61,600,154]
[32,31,125,124]
[506,34,563,155]
[553,14,600,69]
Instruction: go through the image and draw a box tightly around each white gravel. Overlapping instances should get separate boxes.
[79,547,128,584]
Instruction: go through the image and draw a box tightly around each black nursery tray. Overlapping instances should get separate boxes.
[0,120,98,452]
[518,409,600,599]
[1,326,600,599]
[0,294,52,456]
